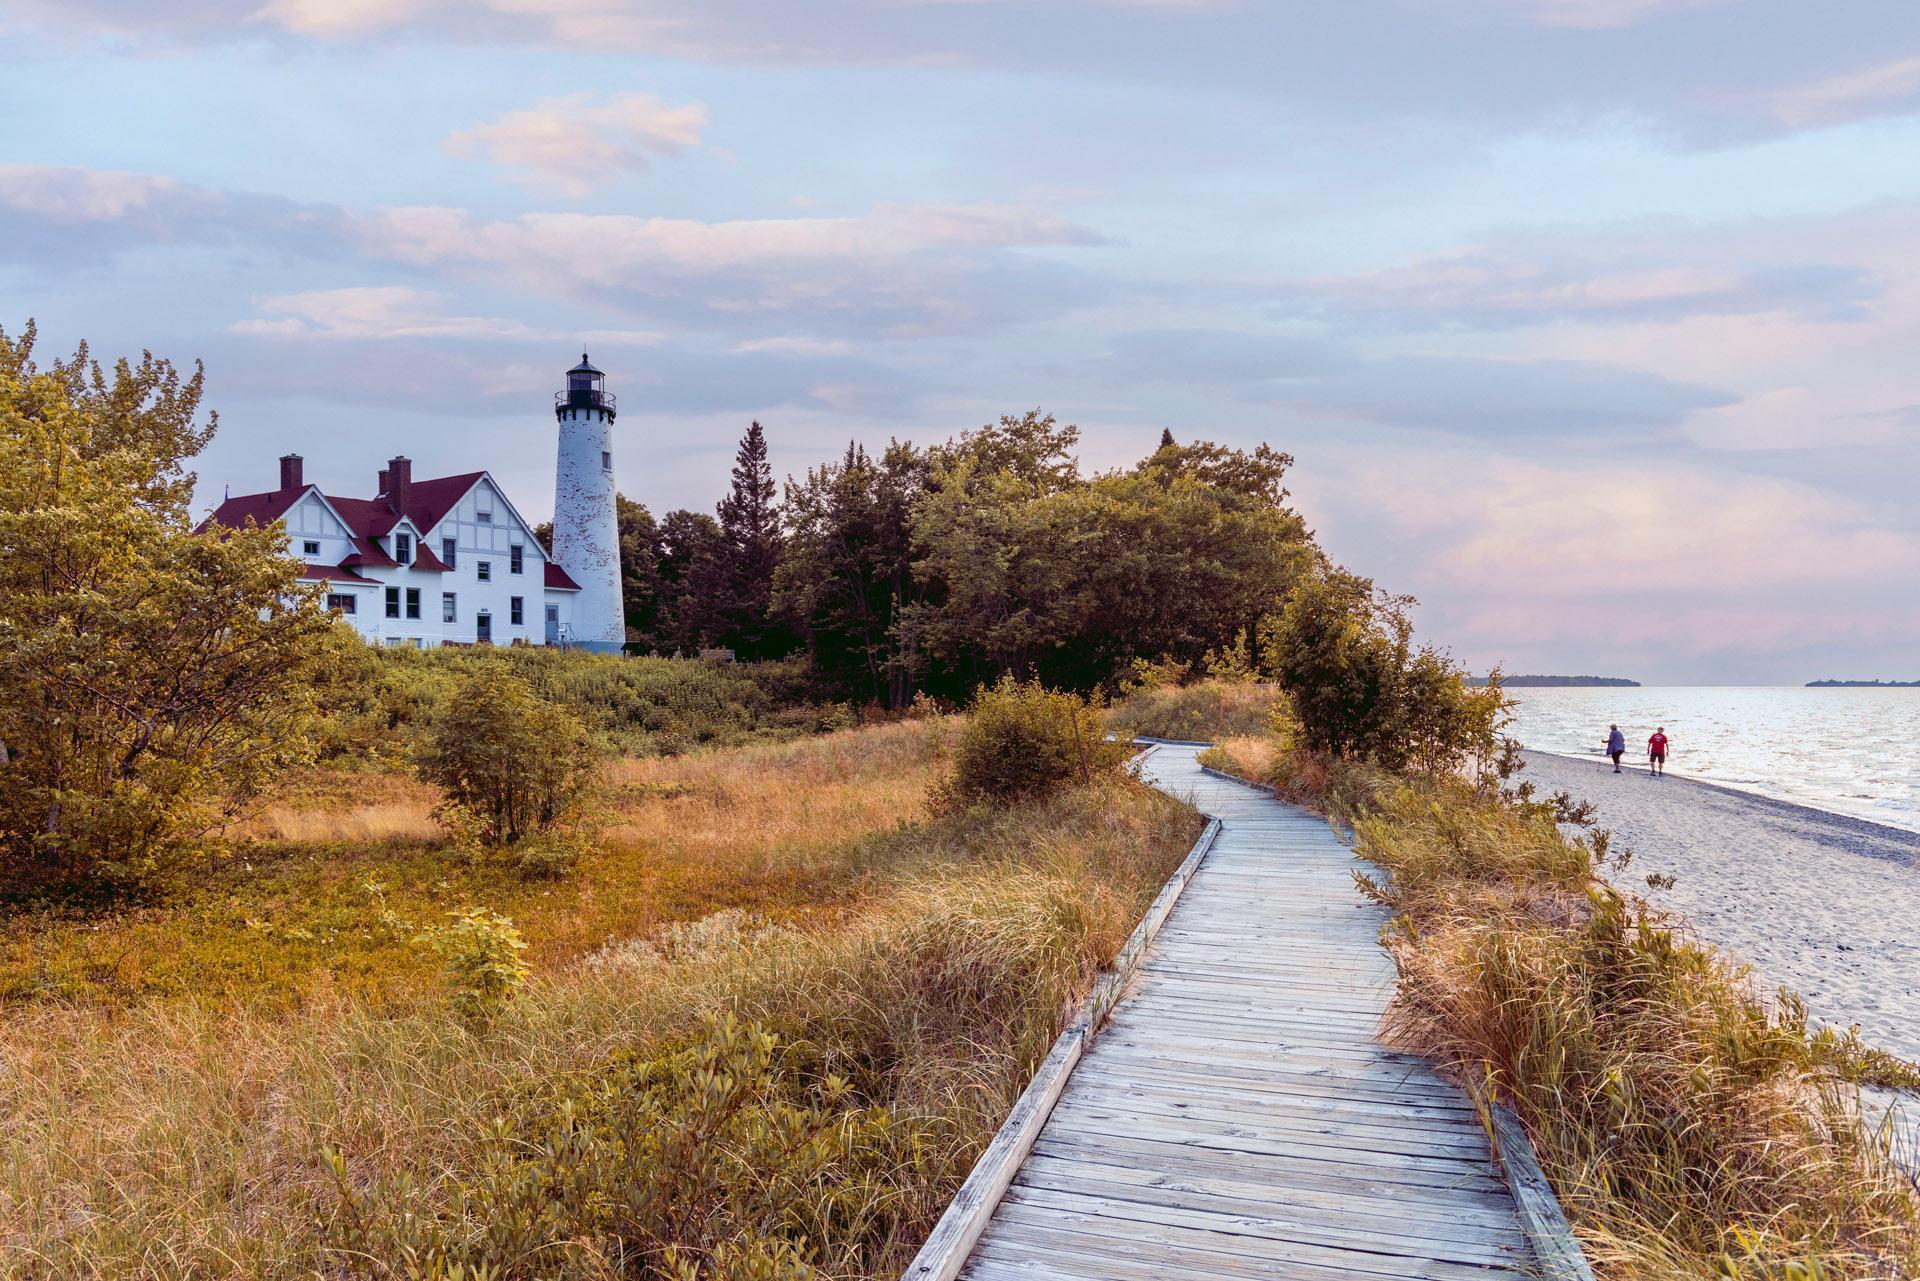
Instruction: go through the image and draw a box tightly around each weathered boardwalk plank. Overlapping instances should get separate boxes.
[942,744,1551,1280]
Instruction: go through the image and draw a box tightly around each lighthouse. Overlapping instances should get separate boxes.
[551,353,624,652]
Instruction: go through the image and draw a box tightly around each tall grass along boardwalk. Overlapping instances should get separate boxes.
[918,743,1556,1280]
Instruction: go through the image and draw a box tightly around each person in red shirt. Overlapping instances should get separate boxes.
[1647,728,1670,777]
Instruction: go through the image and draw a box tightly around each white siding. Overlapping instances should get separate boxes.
[296,476,587,650]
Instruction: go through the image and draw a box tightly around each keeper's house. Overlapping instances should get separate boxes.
[199,355,627,650]
[202,455,581,648]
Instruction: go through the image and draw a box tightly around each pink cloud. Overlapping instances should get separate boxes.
[444,92,710,198]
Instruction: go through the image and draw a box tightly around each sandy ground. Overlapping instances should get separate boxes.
[1522,750,1920,1065]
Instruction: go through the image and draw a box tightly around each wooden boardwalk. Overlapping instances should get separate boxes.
[953,744,1540,1280]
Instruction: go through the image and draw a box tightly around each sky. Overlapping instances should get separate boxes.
[3,0,1918,684]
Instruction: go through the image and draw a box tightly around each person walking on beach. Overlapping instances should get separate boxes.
[1648,727,1669,778]
[1606,724,1626,773]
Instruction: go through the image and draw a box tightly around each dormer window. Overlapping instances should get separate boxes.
[393,533,412,565]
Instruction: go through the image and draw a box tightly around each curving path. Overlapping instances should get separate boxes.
[949,744,1549,1280]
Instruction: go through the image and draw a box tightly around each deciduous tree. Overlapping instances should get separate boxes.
[0,322,333,891]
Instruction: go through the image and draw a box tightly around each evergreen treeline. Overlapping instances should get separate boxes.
[605,411,1319,705]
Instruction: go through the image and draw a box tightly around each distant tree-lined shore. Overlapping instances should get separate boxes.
[1807,678,1920,687]
[1468,674,1640,687]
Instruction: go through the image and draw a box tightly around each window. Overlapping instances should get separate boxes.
[394,532,412,565]
[441,537,456,569]
[476,612,492,644]
[326,593,356,614]
[477,561,492,582]
[442,592,457,623]
[601,450,612,471]
[384,587,400,618]
[476,506,493,524]
[384,637,405,648]
[510,596,524,626]
[302,540,320,556]
[510,545,523,574]
[405,588,421,620]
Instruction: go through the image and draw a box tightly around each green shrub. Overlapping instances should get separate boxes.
[1263,569,1505,773]
[416,668,603,846]
[939,677,1130,806]
[422,907,530,1020]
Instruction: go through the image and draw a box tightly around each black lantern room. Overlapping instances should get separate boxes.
[555,353,617,421]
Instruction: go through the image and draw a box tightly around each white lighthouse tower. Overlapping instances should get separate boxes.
[551,353,624,653]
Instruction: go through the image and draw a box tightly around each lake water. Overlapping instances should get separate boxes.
[1503,687,1920,834]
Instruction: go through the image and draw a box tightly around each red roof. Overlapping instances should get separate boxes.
[207,472,489,543]
[198,486,307,534]
[209,469,579,590]
[398,472,487,533]
[323,495,404,539]
[298,562,375,584]
[340,536,398,569]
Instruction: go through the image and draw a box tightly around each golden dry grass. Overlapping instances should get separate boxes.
[1196,734,1277,783]
[0,718,1202,1279]
[0,719,954,1009]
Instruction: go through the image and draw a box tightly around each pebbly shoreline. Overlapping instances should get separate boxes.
[1521,749,1920,1066]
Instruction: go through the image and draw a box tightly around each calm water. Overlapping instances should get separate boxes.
[1504,687,1920,833]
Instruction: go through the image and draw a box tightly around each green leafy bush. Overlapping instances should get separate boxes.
[939,676,1130,806]
[422,907,530,1020]
[416,668,604,847]
[1263,569,1505,774]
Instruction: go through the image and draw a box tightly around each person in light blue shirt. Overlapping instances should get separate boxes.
[1605,724,1626,773]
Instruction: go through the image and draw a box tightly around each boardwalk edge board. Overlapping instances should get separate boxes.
[1197,761,1278,796]
[1489,1101,1598,1281]
[899,810,1225,1281]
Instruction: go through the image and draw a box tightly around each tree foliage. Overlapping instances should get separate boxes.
[602,411,1315,707]
[775,440,929,707]
[0,322,333,891]
[1264,568,1506,773]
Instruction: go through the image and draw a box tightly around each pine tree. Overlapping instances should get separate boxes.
[1159,427,1176,449]
[714,421,793,658]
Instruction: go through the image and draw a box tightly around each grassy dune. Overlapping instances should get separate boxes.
[0,720,1201,1279]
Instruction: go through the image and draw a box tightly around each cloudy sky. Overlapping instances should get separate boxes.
[5,0,1918,683]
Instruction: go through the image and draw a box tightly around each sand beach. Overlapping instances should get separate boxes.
[1523,751,1920,1064]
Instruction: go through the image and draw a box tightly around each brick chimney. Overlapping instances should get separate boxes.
[279,453,303,491]
[377,467,391,496]
[387,456,412,514]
